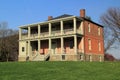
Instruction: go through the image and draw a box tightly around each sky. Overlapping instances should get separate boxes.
[0,0,120,58]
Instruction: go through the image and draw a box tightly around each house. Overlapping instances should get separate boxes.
[18,9,104,61]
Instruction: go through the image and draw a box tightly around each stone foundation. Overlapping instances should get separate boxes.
[18,53,104,62]
[50,53,104,62]
[18,56,26,61]
[50,54,78,61]
[84,54,104,62]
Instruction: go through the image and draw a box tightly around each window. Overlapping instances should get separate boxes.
[99,56,102,62]
[98,41,101,51]
[88,39,91,50]
[22,47,25,52]
[98,27,100,36]
[89,55,92,62]
[80,55,83,61]
[88,23,91,32]
[62,55,65,60]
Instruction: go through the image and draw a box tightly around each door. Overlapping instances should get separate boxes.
[52,41,57,54]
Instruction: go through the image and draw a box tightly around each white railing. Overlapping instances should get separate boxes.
[49,49,83,54]
[51,30,61,36]
[21,34,28,39]
[40,32,49,37]
[64,28,74,34]
[62,49,83,54]
[31,51,50,61]
[31,33,38,38]
[21,28,83,40]
[44,53,50,60]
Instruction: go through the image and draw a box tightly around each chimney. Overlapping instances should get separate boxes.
[48,16,53,20]
[80,9,85,18]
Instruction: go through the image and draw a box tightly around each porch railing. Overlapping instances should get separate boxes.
[21,34,28,39]
[40,32,49,37]
[31,51,50,61]
[63,28,74,35]
[51,30,61,36]
[21,28,83,40]
[31,33,38,38]
[49,49,83,54]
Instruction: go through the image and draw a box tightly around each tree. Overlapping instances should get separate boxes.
[100,7,120,52]
[0,22,18,61]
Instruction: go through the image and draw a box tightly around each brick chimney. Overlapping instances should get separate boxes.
[48,16,53,20]
[80,9,85,18]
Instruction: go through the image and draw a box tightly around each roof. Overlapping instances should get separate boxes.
[50,14,103,27]
[50,14,74,20]
[81,17,103,27]
[19,14,103,28]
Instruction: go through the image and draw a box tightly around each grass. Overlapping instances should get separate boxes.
[0,61,120,80]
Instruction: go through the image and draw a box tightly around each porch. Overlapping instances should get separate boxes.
[28,36,84,61]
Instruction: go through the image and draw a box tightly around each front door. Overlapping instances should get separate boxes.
[52,41,57,54]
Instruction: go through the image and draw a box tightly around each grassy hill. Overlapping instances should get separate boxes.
[0,61,120,80]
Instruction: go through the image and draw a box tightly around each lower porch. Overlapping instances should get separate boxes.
[28,36,84,61]
[30,36,84,54]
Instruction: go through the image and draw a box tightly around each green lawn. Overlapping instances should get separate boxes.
[0,61,120,80]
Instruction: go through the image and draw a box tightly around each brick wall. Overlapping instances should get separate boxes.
[83,21,104,55]
[83,20,104,61]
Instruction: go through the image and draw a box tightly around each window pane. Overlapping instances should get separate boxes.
[22,47,24,52]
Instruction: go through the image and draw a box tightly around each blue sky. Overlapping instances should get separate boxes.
[0,0,120,58]
[0,0,120,29]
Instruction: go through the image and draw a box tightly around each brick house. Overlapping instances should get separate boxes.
[18,9,104,61]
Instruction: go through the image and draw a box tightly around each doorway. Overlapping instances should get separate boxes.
[52,41,57,54]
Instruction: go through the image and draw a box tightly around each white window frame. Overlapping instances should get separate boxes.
[80,55,83,61]
[98,27,100,36]
[88,39,91,50]
[98,41,101,51]
[88,23,91,32]
[89,55,92,62]
[99,56,102,62]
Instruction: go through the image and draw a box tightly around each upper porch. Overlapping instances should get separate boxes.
[19,16,84,40]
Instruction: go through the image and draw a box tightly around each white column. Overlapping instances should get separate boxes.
[19,28,22,40]
[28,41,30,56]
[74,35,77,54]
[49,23,51,36]
[38,24,40,37]
[61,20,63,35]
[38,40,40,53]
[49,38,51,54]
[28,26,31,38]
[73,18,77,33]
[61,37,64,54]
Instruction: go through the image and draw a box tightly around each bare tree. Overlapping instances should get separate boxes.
[100,7,120,52]
[0,22,18,61]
